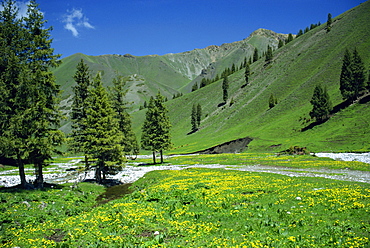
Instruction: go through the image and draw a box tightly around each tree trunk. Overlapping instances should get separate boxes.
[17,155,27,188]
[152,151,156,164]
[35,163,44,188]
[160,150,164,164]
[95,164,102,183]
[84,155,89,170]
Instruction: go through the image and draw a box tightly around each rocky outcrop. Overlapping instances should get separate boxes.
[196,137,253,154]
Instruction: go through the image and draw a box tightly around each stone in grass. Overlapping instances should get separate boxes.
[295,196,302,201]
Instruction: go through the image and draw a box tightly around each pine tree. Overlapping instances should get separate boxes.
[367,70,370,91]
[351,48,366,99]
[83,73,124,183]
[297,29,303,37]
[244,63,250,86]
[253,48,259,62]
[191,104,198,132]
[340,48,366,102]
[309,85,332,122]
[340,49,353,101]
[285,33,294,44]
[0,0,63,188]
[69,59,92,169]
[196,103,202,128]
[326,13,332,32]
[269,94,278,109]
[141,92,172,164]
[278,39,284,48]
[110,75,139,157]
[265,45,273,63]
[222,76,229,103]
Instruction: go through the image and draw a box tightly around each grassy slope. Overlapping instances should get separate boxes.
[132,1,370,153]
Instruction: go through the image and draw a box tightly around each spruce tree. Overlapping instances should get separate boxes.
[83,73,124,183]
[340,49,353,101]
[196,103,202,128]
[191,82,198,92]
[326,13,332,32]
[253,48,259,62]
[222,76,229,103]
[309,85,332,122]
[340,48,366,102]
[278,39,284,48]
[285,33,294,44]
[269,94,278,109]
[141,92,172,164]
[191,104,198,132]
[351,48,366,99]
[0,0,63,188]
[265,45,273,63]
[244,63,250,86]
[70,59,92,169]
[110,75,139,157]
[367,70,370,91]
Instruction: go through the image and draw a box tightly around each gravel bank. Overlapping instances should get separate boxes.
[1,153,370,188]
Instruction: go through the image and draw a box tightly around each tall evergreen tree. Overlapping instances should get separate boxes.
[191,82,198,92]
[269,94,278,109]
[340,48,366,102]
[191,104,198,132]
[110,75,139,157]
[367,70,370,91]
[141,92,172,164]
[265,45,273,63]
[278,39,284,48]
[0,0,63,188]
[309,85,332,122]
[196,103,202,128]
[351,48,366,99]
[285,33,294,44]
[69,59,91,169]
[222,76,229,103]
[253,48,259,62]
[340,49,353,101]
[326,13,332,32]
[244,63,250,86]
[83,73,124,183]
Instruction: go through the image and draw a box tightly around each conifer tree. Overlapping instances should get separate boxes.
[83,73,124,183]
[340,49,353,101]
[253,48,259,62]
[265,45,273,63]
[110,75,139,157]
[191,82,198,92]
[191,104,198,132]
[278,39,284,48]
[141,92,172,164]
[0,0,63,188]
[340,48,366,102]
[285,33,294,44]
[196,103,202,128]
[367,70,370,91]
[70,59,92,169]
[326,13,332,32]
[222,76,229,103]
[309,85,332,122]
[245,63,250,86]
[351,48,366,99]
[269,94,278,109]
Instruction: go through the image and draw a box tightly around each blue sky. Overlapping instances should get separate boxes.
[10,0,365,58]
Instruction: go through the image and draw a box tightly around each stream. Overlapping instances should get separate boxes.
[1,153,370,188]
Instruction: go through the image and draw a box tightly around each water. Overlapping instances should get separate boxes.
[315,152,370,164]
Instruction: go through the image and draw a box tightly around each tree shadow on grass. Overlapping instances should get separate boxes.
[301,95,369,132]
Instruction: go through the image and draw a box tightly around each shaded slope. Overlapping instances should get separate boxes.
[132,1,370,153]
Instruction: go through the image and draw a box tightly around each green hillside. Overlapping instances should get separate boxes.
[53,29,287,109]
[131,1,370,153]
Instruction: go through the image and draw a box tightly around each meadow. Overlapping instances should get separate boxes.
[1,153,369,247]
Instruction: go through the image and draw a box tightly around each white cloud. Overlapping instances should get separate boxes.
[0,1,31,19]
[63,8,94,37]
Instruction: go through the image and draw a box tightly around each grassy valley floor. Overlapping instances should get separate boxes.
[1,153,369,247]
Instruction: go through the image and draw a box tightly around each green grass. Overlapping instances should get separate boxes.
[2,168,369,247]
[129,1,370,154]
[162,153,370,171]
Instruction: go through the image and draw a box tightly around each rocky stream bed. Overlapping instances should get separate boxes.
[1,153,370,188]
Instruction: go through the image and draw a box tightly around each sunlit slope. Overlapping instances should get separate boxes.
[132,1,370,153]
